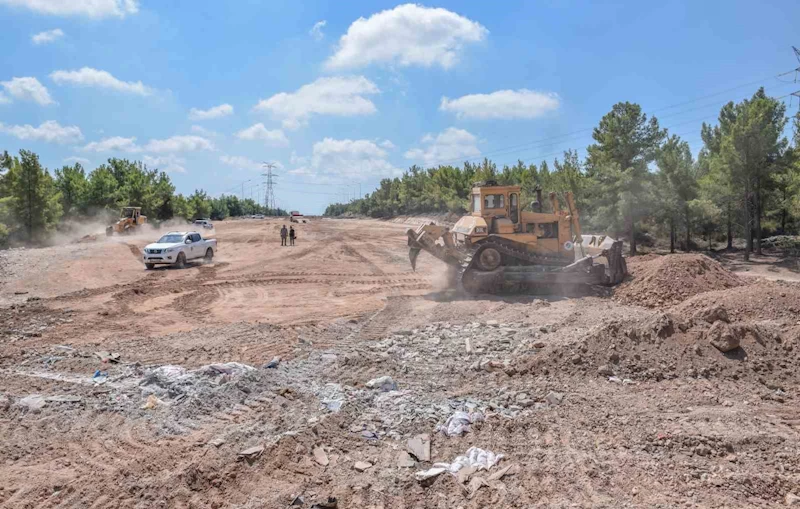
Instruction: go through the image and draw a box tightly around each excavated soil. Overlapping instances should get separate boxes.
[614,253,744,308]
[2,220,800,508]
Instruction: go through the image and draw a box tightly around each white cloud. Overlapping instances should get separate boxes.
[379,139,395,149]
[0,93,9,104]
[0,0,139,18]
[0,77,55,106]
[143,154,186,174]
[253,76,379,130]
[310,20,326,41]
[50,67,153,96]
[235,123,289,146]
[190,125,220,137]
[82,136,140,153]
[0,120,83,144]
[404,127,480,166]
[188,103,233,121]
[219,155,262,171]
[82,134,213,153]
[144,135,214,153]
[326,4,487,70]
[440,89,560,120]
[291,138,400,180]
[32,28,64,44]
[63,156,91,166]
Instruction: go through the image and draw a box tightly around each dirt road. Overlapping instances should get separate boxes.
[1,218,800,508]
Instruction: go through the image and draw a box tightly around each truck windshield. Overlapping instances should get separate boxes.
[158,234,185,243]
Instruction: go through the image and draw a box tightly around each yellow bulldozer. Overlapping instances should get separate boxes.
[407,181,627,294]
[106,207,147,236]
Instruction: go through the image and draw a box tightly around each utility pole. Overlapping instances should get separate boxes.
[262,162,278,215]
[791,46,800,107]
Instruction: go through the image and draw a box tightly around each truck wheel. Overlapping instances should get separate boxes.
[175,252,186,269]
[145,263,155,270]
[204,248,214,263]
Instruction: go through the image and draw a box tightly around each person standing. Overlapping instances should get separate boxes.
[280,224,288,246]
[289,226,296,246]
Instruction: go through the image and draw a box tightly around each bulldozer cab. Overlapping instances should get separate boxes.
[121,207,140,219]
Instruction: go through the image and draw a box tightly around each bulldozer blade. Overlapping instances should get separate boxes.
[409,247,421,272]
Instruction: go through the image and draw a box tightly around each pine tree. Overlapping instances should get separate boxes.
[8,150,62,241]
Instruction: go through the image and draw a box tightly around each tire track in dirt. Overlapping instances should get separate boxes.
[341,243,385,275]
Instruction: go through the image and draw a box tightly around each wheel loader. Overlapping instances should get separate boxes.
[406,182,627,294]
[106,207,147,236]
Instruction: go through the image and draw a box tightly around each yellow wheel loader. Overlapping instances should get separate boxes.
[406,182,627,294]
[106,207,147,236]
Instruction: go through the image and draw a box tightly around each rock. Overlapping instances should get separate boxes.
[265,356,281,368]
[609,352,620,363]
[708,321,740,352]
[465,338,473,354]
[313,446,329,466]
[407,434,431,461]
[365,376,397,392]
[571,355,583,365]
[597,365,614,376]
[699,305,730,324]
[354,461,372,472]
[533,341,546,349]
[486,320,499,327]
[415,466,446,482]
[45,395,82,403]
[397,450,416,468]
[396,330,412,336]
[18,395,46,412]
[786,493,800,505]
[545,391,564,406]
[238,445,265,462]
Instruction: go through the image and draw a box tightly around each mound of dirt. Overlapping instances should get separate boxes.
[519,310,800,387]
[671,279,800,323]
[614,254,743,308]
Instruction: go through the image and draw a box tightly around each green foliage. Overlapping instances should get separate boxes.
[6,150,62,241]
[54,163,88,217]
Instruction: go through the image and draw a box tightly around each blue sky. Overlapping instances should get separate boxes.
[1,0,799,214]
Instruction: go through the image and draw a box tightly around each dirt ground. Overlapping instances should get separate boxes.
[2,218,800,508]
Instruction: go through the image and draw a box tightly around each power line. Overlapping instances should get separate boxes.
[418,69,798,168]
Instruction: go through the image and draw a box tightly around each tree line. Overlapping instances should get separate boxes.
[0,153,286,246]
[325,88,800,260]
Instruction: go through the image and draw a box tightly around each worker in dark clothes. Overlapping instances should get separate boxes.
[289,226,296,246]
[280,225,288,246]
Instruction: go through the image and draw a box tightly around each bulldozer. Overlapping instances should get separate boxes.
[106,207,147,236]
[406,181,627,294]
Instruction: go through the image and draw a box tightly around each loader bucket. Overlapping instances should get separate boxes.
[409,247,421,272]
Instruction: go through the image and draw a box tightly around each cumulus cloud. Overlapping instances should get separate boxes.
[310,20,326,41]
[63,156,91,166]
[290,138,400,180]
[253,76,379,130]
[235,123,289,146]
[82,134,214,153]
[440,89,560,120]
[188,103,233,121]
[0,77,55,106]
[143,154,187,174]
[0,0,139,18]
[190,125,220,137]
[144,135,214,153]
[0,120,83,144]
[404,127,480,166]
[82,136,140,153]
[219,155,263,171]
[32,28,64,44]
[379,139,395,149]
[326,4,487,70]
[50,67,153,96]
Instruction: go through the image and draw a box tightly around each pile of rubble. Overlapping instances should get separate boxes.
[615,254,743,308]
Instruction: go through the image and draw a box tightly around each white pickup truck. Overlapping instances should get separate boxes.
[142,231,217,270]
